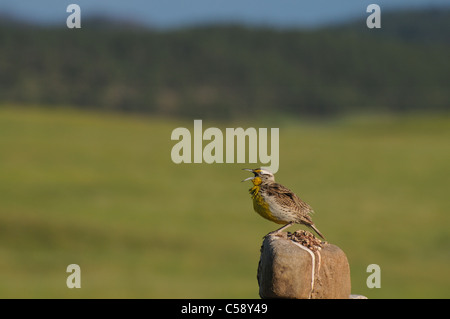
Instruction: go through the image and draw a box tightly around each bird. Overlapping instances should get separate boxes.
[242,168,325,240]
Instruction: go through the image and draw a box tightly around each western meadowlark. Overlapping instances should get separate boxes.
[242,168,325,239]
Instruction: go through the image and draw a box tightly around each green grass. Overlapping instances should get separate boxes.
[0,105,449,298]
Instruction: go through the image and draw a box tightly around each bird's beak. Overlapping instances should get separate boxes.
[241,168,255,182]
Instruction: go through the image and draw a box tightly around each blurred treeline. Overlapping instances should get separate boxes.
[0,9,449,119]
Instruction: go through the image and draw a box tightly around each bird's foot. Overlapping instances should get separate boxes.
[263,229,282,239]
[263,230,290,240]
[263,222,294,239]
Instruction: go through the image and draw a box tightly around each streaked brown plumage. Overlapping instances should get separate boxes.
[242,168,325,239]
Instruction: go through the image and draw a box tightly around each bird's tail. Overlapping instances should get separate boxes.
[309,224,326,240]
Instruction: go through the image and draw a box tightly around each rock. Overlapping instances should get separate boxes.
[257,231,351,299]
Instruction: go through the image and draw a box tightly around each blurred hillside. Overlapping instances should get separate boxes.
[0,9,449,119]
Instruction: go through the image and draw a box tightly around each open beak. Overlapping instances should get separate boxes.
[241,168,255,182]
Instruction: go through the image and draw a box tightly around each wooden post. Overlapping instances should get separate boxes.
[257,231,352,299]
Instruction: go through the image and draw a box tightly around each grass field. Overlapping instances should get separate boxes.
[0,105,449,298]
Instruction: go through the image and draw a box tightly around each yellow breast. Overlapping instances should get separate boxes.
[249,185,284,224]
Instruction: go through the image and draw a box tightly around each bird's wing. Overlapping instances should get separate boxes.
[267,183,314,216]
